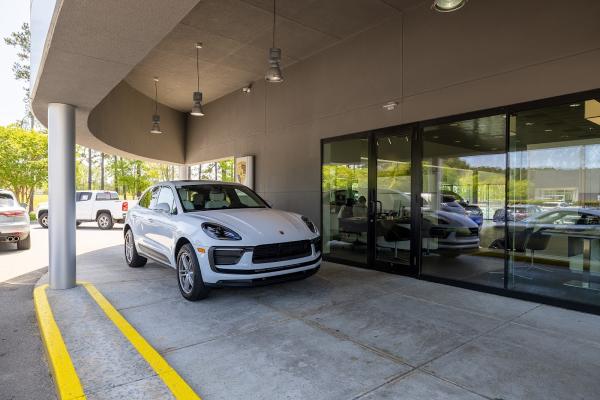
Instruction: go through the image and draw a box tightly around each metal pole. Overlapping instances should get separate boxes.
[48,103,76,289]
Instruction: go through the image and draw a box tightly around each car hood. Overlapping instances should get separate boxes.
[186,208,315,243]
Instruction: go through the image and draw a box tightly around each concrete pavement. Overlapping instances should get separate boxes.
[0,224,124,400]
[38,241,600,400]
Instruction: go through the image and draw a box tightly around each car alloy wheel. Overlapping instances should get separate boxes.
[124,230,134,263]
[98,215,110,228]
[40,214,48,227]
[178,251,194,294]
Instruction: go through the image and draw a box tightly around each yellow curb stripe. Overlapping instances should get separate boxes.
[80,282,201,400]
[33,284,86,400]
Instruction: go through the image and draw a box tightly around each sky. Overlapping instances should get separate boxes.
[0,0,30,126]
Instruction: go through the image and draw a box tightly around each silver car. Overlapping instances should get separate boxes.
[0,190,31,250]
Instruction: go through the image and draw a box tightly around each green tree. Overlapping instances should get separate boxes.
[0,125,48,208]
[4,23,37,130]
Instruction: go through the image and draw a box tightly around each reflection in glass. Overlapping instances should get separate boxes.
[422,115,506,287]
[322,138,369,264]
[375,132,412,266]
[508,100,600,305]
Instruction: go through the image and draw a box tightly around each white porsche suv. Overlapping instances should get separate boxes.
[124,181,321,300]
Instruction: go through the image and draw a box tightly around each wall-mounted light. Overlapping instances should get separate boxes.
[242,83,253,94]
[432,0,467,12]
[190,42,205,116]
[150,77,162,134]
[265,0,283,83]
[382,101,398,111]
[585,100,600,126]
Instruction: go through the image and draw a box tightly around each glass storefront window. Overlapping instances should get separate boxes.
[508,99,600,305]
[322,138,369,264]
[421,115,506,287]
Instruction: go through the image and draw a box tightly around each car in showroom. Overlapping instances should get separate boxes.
[441,190,484,226]
[492,204,543,222]
[37,190,134,229]
[0,189,31,250]
[482,207,600,257]
[123,181,321,300]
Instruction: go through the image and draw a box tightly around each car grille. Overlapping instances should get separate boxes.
[252,240,312,264]
[457,227,479,237]
[212,248,245,265]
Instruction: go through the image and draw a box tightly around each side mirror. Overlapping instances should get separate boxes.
[155,203,171,213]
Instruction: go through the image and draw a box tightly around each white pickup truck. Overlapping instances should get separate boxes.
[37,190,137,230]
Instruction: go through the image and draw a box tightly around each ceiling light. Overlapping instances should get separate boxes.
[525,122,534,126]
[433,135,439,139]
[150,78,162,134]
[265,0,283,83]
[570,103,581,107]
[474,144,480,147]
[191,42,205,117]
[191,91,204,116]
[432,0,467,12]
[454,140,461,143]
[544,129,552,132]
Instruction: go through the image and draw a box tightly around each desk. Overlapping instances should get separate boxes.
[541,229,600,291]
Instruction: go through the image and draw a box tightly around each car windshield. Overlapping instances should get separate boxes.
[176,184,268,212]
[0,193,15,207]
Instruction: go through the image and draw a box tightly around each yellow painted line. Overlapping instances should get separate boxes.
[80,282,201,400]
[33,284,86,400]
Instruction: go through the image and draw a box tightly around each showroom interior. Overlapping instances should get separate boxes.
[31,0,600,312]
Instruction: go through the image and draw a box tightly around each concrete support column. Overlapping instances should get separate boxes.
[48,103,76,289]
[178,164,190,180]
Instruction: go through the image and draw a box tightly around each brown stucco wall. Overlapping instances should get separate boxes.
[187,0,600,222]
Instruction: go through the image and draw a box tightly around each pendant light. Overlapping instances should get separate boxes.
[432,0,467,12]
[265,0,283,83]
[150,77,162,134]
[191,42,205,116]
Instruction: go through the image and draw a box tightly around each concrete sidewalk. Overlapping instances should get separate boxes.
[39,243,600,399]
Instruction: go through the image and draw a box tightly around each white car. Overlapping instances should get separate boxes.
[37,190,135,230]
[0,189,31,250]
[124,181,321,300]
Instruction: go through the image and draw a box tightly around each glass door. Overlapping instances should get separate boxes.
[322,136,370,265]
[373,130,416,272]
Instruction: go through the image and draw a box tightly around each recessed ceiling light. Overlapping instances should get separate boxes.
[432,0,467,13]
[561,135,569,138]
[474,144,480,147]
[570,103,580,107]
[544,129,552,132]
[454,140,461,143]
[433,135,439,139]
[525,122,534,126]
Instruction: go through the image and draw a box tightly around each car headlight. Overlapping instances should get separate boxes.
[201,223,242,240]
[301,216,318,234]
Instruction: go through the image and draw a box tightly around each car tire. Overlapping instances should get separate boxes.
[76,221,82,227]
[177,243,210,301]
[124,229,147,268]
[17,235,31,250]
[39,212,48,229]
[97,212,114,230]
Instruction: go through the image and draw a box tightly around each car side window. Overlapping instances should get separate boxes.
[154,187,176,213]
[95,192,111,201]
[77,192,92,201]
[149,187,161,209]
[138,189,153,208]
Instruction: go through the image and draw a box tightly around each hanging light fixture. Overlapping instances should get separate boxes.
[150,77,162,134]
[432,0,467,12]
[191,42,205,116]
[265,0,283,83]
